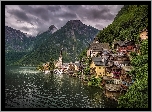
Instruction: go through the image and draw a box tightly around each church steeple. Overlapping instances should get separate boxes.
[59,48,63,66]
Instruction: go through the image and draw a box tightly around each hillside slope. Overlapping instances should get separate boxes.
[15,20,99,65]
[96,5,148,45]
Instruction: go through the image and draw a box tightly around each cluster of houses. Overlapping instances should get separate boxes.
[74,28,148,100]
[52,28,148,100]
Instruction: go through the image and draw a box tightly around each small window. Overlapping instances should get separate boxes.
[100,72,101,74]
[99,67,101,69]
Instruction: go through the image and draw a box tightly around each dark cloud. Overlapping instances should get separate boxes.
[66,5,83,11]
[8,9,30,21]
[5,5,123,36]
[19,5,50,21]
[83,8,114,21]
[95,24,104,30]
[59,12,77,18]
[47,5,61,12]
[21,26,30,31]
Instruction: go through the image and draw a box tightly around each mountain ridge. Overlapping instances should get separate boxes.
[14,20,99,65]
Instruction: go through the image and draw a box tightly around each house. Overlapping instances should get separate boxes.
[87,43,103,57]
[87,37,110,57]
[89,56,114,78]
[140,28,148,40]
[90,57,107,78]
[68,63,75,74]
[74,62,80,71]
[112,40,136,54]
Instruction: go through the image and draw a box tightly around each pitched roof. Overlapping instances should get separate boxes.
[89,43,110,51]
[92,57,102,62]
[92,57,108,66]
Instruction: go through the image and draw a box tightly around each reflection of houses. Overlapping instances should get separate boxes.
[87,37,110,57]
[140,28,148,40]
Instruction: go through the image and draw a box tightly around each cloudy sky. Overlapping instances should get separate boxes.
[5,5,123,36]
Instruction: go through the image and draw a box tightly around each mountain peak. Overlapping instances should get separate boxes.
[67,20,83,24]
[48,25,57,33]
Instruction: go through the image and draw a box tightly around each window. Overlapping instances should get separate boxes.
[99,67,101,69]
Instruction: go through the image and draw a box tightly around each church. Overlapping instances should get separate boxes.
[54,49,63,68]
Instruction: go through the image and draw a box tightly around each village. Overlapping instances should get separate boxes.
[39,28,148,101]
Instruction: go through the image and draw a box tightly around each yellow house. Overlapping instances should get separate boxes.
[90,57,106,78]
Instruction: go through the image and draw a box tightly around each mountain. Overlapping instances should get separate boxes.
[5,26,35,52]
[5,26,36,65]
[48,25,58,34]
[15,20,99,66]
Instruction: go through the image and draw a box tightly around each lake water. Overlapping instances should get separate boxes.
[5,66,118,108]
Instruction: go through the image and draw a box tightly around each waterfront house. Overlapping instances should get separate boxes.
[87,37,110,57]
[90,57,107,78]
[74,62,80,71]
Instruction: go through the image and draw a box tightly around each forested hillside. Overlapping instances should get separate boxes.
[96,5,148,108]
[15,20,99,66]
[96,5,148,46]
[5,26,36,65]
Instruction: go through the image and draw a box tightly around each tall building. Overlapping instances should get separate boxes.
[55,49,63,68]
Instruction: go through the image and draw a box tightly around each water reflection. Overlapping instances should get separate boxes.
[5,66,118,108]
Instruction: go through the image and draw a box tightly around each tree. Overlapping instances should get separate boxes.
[118,39,148,108]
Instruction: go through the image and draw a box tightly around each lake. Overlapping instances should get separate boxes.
[5,66,118,108]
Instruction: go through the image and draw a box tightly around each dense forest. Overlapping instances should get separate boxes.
[94,5,148,108]
[96,5,148,46]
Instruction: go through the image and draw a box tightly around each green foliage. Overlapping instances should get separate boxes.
[118,39,148,108]
[96,5,149,108]
[36,64,44,71]
[97,5,148,45]
[88,76,102,88]
[78,49,87,60]
[49,58,55,70]
[84,66,90,75]
[5,52,28,66]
